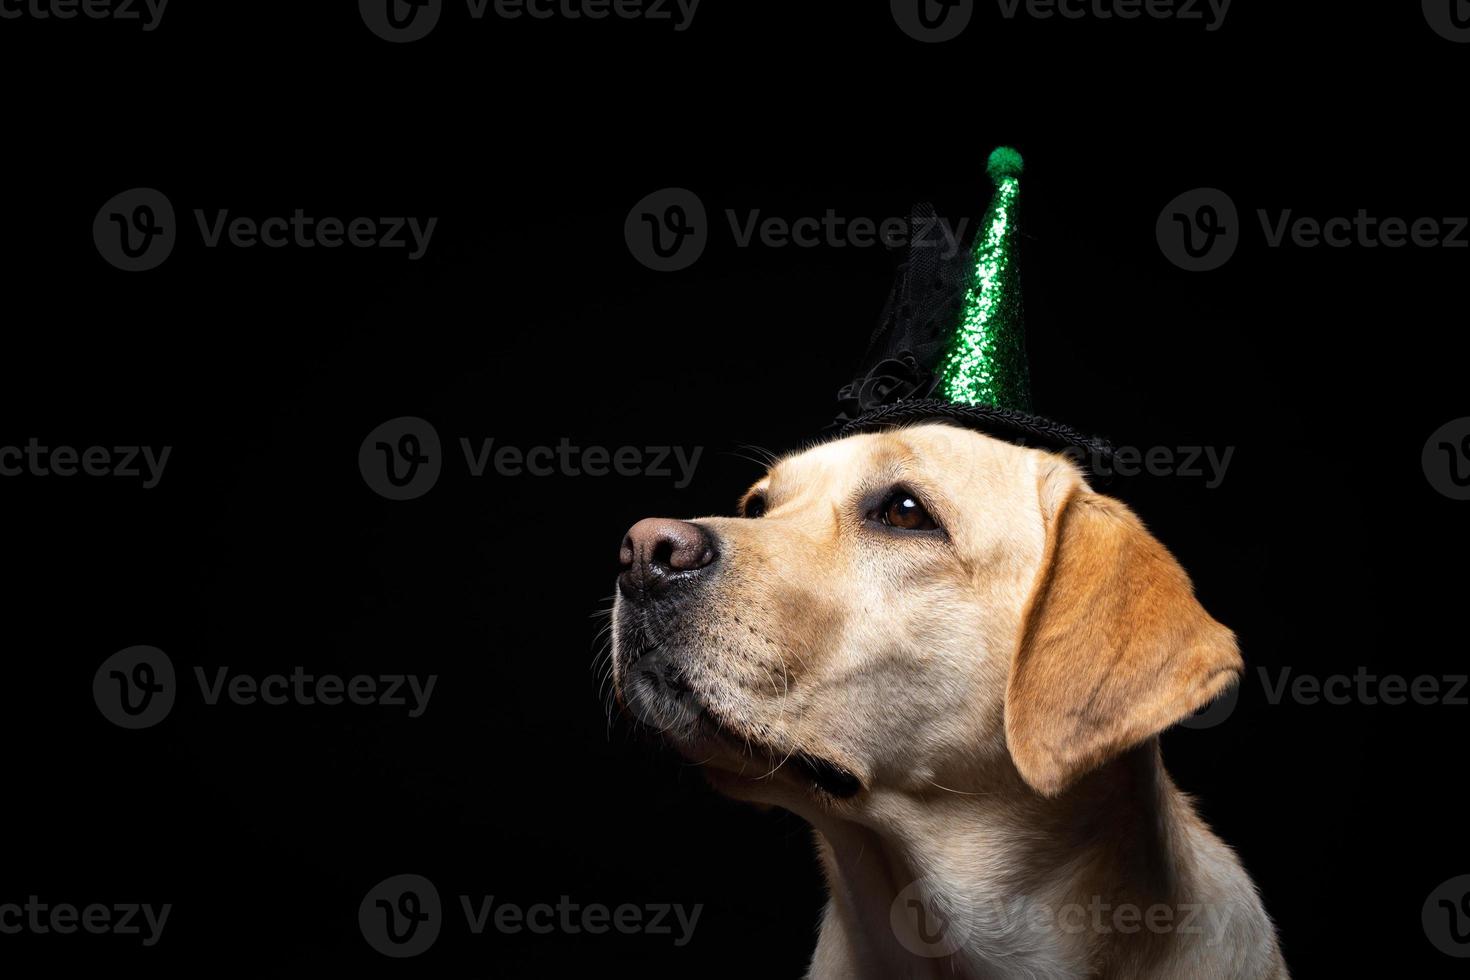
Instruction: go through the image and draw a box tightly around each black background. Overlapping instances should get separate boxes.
[2,1,1466,975]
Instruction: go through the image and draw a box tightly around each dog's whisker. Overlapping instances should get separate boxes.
[731,443,780,468]
[722,449,772,471]
[925,779,992,797]
[758,739,799,782]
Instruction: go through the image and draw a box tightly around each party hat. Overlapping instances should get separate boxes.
[834,146,1111,469]
[937,146,1030,410]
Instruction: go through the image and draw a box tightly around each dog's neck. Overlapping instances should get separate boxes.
[804,740,1207,980]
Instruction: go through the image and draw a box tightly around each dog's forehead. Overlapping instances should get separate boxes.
[764,424,1031,494]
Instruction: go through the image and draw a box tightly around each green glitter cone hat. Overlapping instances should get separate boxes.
[833,146,1113,468]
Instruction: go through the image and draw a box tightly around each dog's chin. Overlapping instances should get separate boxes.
[617,645,863,801]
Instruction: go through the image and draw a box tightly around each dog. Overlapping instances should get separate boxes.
[610,422,1287,979]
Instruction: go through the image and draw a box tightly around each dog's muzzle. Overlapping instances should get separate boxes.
[611,518,864,800]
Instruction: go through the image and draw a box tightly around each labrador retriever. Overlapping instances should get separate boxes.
[610,422,1287,979]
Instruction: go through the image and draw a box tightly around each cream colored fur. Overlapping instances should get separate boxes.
[612,423,1287,979]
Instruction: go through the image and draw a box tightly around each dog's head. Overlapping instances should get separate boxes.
[610,423,1240,811]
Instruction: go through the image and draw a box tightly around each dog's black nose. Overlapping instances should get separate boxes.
[619,518,717,595]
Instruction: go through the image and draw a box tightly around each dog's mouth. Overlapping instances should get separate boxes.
[618,642,863,800]
[788,749,863,799]
[693,708,863,800]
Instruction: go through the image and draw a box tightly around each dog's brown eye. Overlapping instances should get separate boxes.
[882,492,936,531]
[743,494,767,519]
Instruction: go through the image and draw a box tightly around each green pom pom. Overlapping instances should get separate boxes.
[986,146,1024,182]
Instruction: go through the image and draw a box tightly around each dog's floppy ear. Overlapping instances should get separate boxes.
[1005,460,1242,797]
